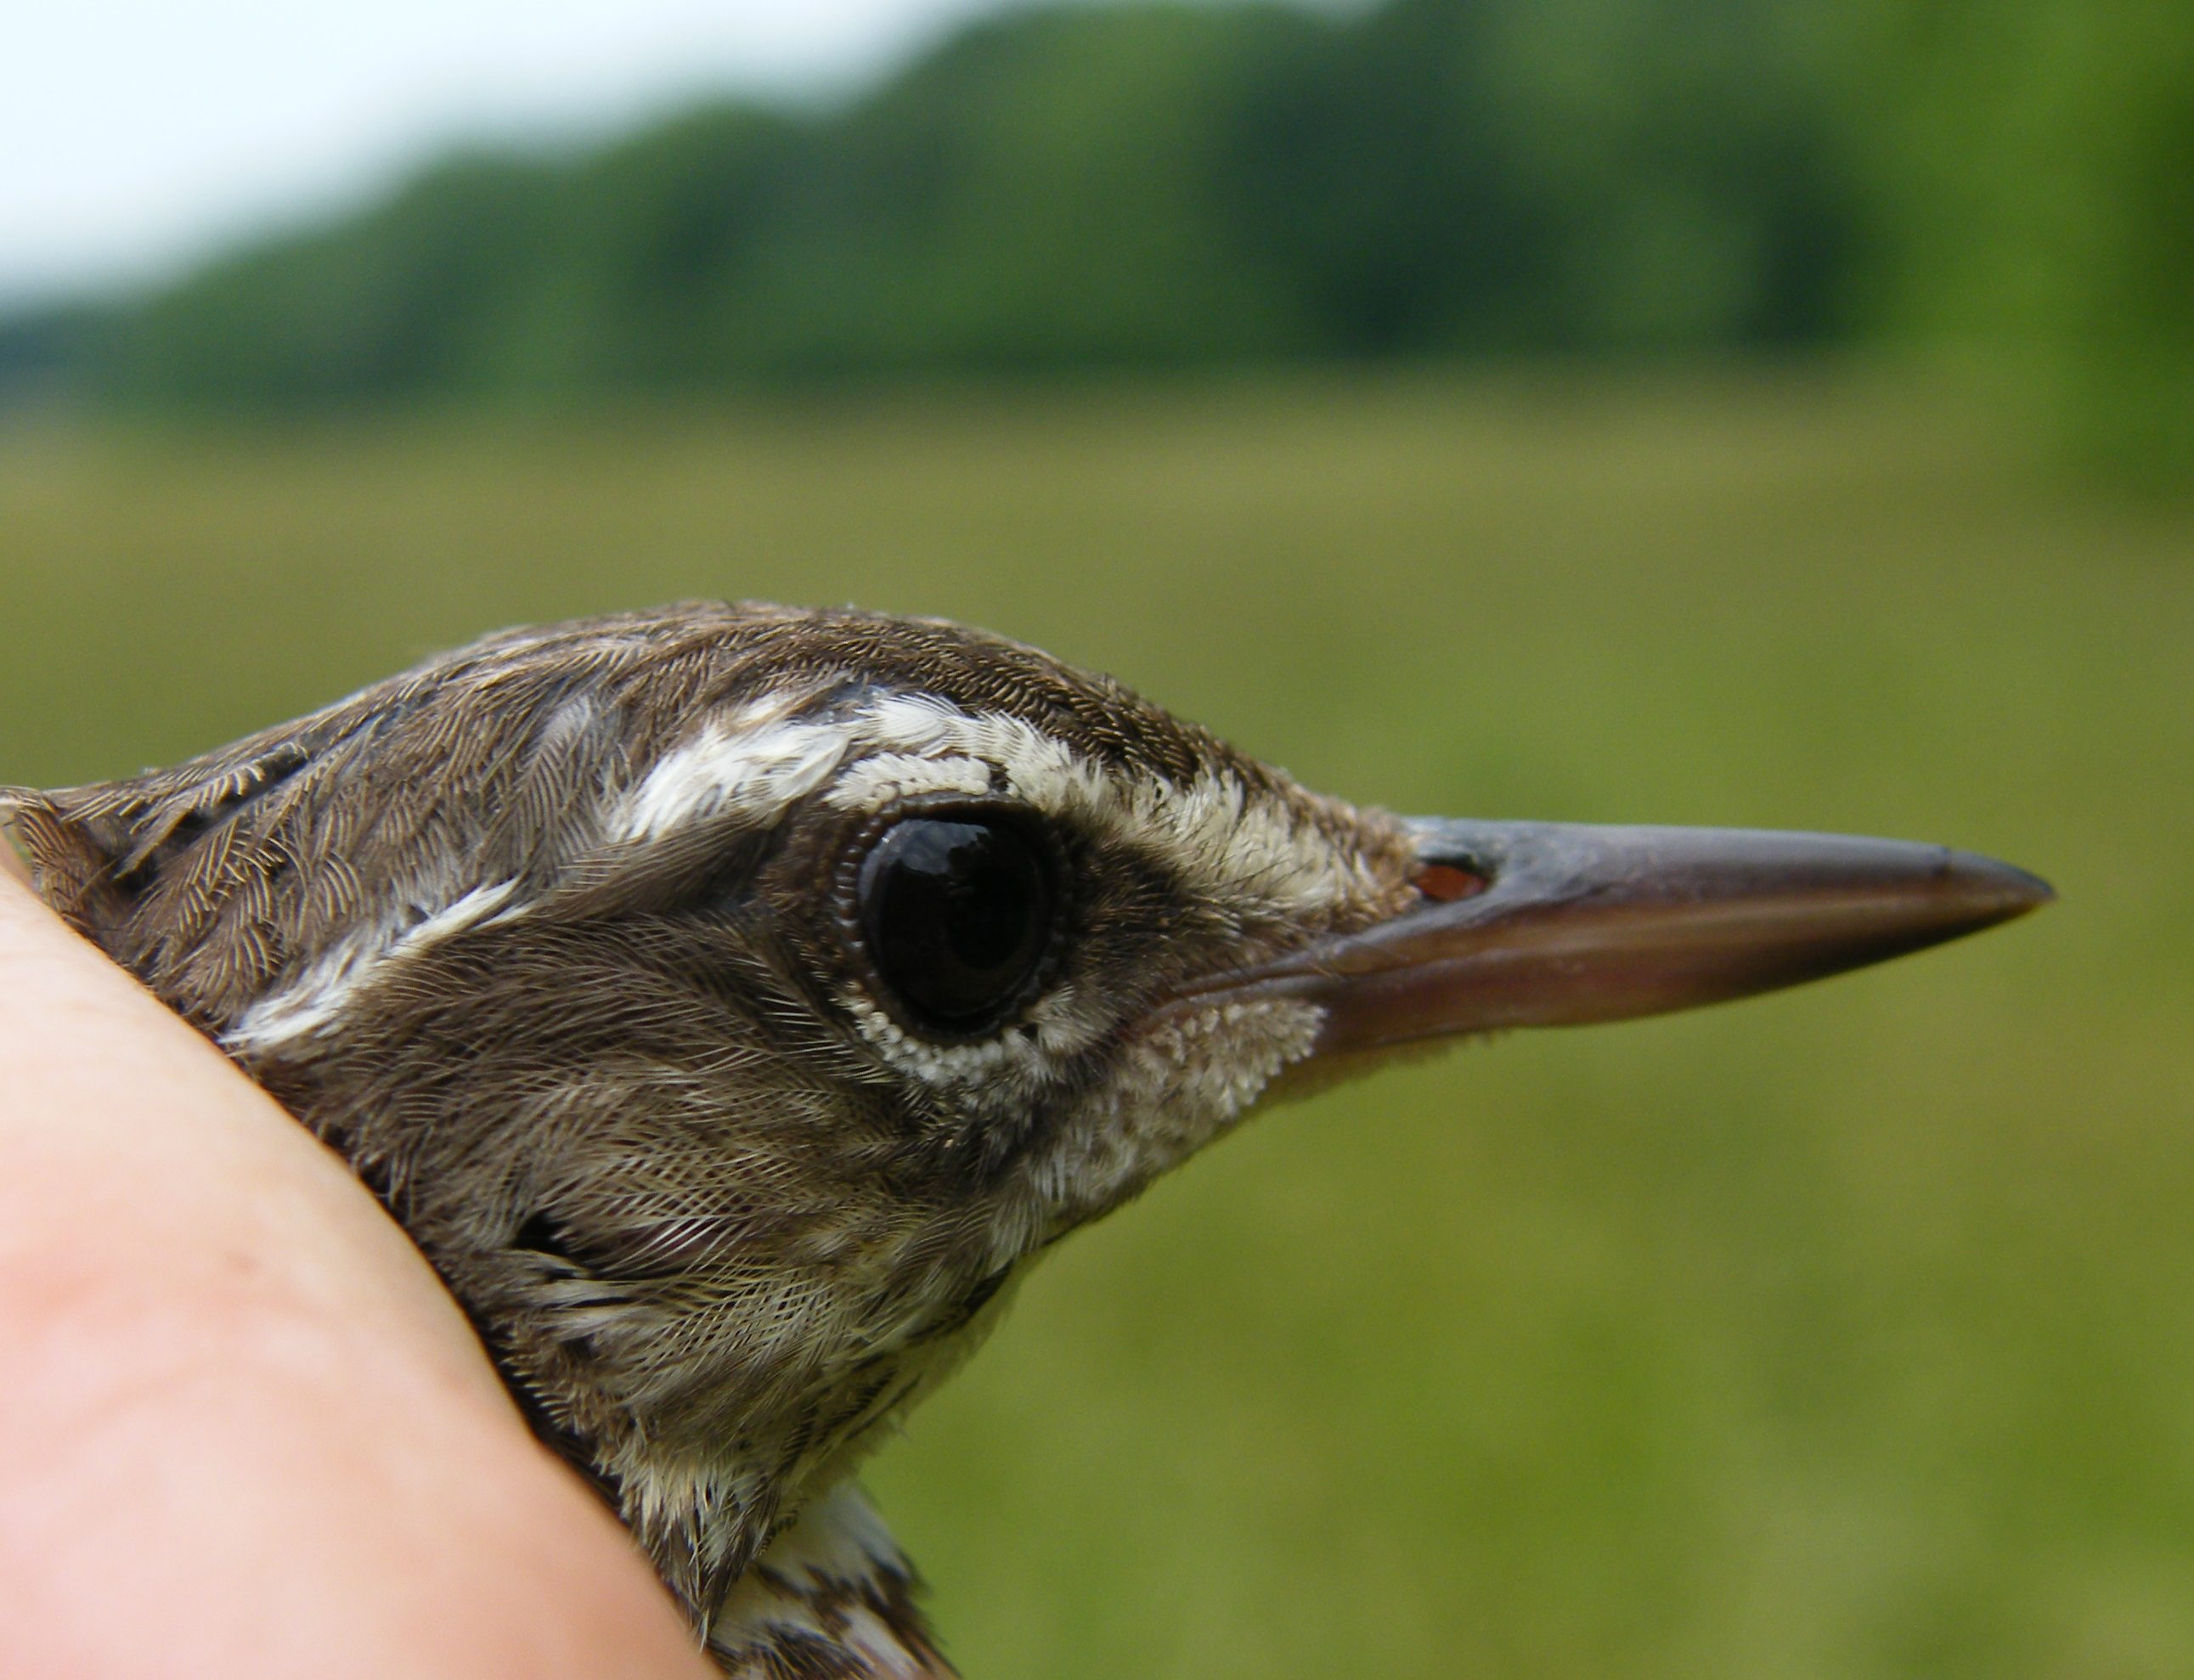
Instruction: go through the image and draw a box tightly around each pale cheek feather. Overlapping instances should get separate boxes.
[1024,996,1327,1220]
[224,877,523,1053]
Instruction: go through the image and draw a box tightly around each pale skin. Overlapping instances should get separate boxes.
[0,856,713,1680]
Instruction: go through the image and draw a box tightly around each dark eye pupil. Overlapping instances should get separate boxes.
[859,816,1053,1029]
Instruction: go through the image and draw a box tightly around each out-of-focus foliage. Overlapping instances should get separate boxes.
[0,302,111,405]
[98,0,1860,401]
[1830,0,2194,481]
[13,0,2193,481]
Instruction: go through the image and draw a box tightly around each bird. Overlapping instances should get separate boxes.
[0,601,2049,1677]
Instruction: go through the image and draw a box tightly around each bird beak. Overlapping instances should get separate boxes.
[1180,820,2052,1058]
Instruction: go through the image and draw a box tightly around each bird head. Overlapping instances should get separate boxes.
[1,602,2049,1669]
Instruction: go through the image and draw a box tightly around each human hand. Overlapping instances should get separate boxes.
[0,858,713,1679]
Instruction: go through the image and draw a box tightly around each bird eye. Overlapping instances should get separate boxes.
[857,815,1056,1033]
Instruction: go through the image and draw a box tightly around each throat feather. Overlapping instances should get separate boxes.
[708,1482,951,1679]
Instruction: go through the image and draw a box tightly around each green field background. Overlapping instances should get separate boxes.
[3,369,2188,1677]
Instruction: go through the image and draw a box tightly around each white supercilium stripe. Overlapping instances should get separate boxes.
[607,691,1379,916]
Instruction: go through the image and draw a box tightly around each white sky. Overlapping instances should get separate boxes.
[0,0,1028,310]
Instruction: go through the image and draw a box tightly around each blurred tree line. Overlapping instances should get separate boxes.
[7,0,2188,480]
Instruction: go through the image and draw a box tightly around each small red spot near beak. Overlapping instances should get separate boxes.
[1414,862,1489,903]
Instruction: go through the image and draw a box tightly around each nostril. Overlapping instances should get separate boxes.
[1414,862,1490,903]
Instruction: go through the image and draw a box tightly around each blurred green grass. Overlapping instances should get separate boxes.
[2,366,2188,1678]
